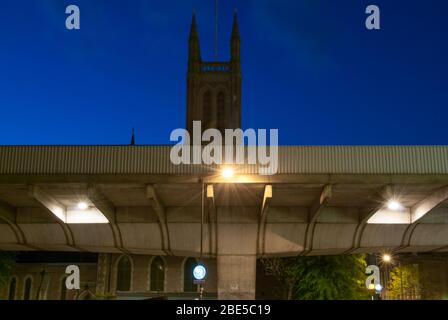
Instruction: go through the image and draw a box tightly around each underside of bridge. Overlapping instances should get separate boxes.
[1,180,448,256]
[1,146,448,299]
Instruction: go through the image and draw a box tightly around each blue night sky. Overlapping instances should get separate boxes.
[0,0,447,145]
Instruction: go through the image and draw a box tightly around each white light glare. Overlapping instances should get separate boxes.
[77,202,89,210]
[383,254,392,263]
[387,200,403,211]
[222,167,234,179]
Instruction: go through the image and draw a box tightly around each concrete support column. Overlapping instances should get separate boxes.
[95,253,111,296]
[217,255,256,300]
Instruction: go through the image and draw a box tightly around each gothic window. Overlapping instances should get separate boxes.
[183,258,198,293]
[116,255,132,292]
[8,277,17,300]
[150,256,165,292]
[23,277,32,300]
[60,276,67,300]
[217,91,226,131]
[203,90,212,129]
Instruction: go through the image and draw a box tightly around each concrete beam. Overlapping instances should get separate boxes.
[261,185,273,218]
[87,185,125,251]
[28,185,66,222]
[346,184,392,254]
[206,184,215,200]
[0,200,27,245]
[0,199,16,223]
[310,184,333,224]
[28,185,76,247]
[146,184,171,255]
[207,185,217,255]
[399,186,448,250]
[411,186,448,223]
[87,185,116,223]
[257,185,273,256]
[302,184,332,255]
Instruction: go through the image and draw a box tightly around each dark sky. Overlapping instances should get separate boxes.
[0,0,447,145]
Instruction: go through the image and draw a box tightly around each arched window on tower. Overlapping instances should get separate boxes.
[150,256,165,292]
[23,277,33,300]
[183,258,198,293]
[217,91,226,132]
[203,90,212,129]
[116,255,132,292]
[8,277,17,300]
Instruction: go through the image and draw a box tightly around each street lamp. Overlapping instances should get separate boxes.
[381,253,393,300]
[193,265,207,281]
[193,264,207,300]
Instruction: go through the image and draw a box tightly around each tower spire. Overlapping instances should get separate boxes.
[231,10,240,68]
[232,10,240,38]
[130,128,135,146]
[188,12,201,71]
[189,12,198,39]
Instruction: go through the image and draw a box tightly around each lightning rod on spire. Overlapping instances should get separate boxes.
[215,0,218,60]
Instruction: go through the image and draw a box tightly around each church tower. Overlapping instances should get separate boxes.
[186,13,242,136]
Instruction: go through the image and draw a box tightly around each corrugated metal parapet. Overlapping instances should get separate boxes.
[277,146,448,175]
[0,146,447,175]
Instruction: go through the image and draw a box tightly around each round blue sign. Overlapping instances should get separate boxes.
[193,265,207,280]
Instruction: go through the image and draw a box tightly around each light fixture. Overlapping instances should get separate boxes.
[368,283,375,290]
[66,208,109,224]
[374,284,382,292]
[193,265,207,281]
[222,167,234,179]
[382,254,392,263]
[77,201,89,210]
[387,200,403,211]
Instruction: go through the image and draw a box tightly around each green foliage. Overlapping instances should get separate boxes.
[0,253,16,289]
[387,264,420,300]
[261,255,370,300]
[93,293,116,300]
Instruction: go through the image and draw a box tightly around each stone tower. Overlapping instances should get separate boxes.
[186,13,242,136]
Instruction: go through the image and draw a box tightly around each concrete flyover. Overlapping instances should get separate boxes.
[1,145,448,299]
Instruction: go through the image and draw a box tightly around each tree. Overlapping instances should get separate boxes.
[0,253,16,290]
[261,256,302,300]
[387,264,420,300]
[261,255,370,300]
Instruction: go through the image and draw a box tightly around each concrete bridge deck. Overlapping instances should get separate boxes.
[0,145,447,257]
